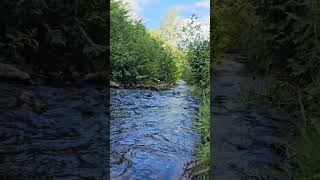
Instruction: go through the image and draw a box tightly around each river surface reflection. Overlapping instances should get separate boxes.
[110,81,200,180]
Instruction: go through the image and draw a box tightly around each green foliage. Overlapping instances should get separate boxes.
[0,0,107,75]
[191,96,210,179]
[181,15,210,97]
[110,0,179,85]
[194,97,210,142]
[245,0,320,83]
[186,39,210,96]
[212,0,259,61]
[180,15,210,179]
[288,116,320,179]
[286,81,320,179]
[213,0,320,178]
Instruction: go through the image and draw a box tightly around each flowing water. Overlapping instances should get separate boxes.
[0,81,199,179]
[0,83,108,179]
[111,81,200,180]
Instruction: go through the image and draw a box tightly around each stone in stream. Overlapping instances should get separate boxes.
[142,84,159,91]
[136,84,145,89]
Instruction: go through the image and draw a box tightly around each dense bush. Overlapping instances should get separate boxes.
[213,0,320,84]
[212,0,258,61]
[180,15,210,178]
[0,0,107,77]
[213,0,320,178]
[181,15,210,96]
[110,0,179,85]
[186,40,210,96]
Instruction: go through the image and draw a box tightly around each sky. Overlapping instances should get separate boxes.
[119,0,210,36]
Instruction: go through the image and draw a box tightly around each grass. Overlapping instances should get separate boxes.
[192,96,210,179]
[288,116,320,179]
[237,75,320,180]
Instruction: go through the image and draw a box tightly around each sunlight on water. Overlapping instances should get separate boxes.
[110,81,200,180]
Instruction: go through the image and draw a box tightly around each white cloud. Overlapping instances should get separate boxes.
[195,0,210,9]
[172,0,210,14]
[199,15,210,36]
[173,5,194,12]
[119,0,156,21]
[117,0,210,38]
[172,0,210,38]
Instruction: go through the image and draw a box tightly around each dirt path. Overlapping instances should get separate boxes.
[211,55,292,179]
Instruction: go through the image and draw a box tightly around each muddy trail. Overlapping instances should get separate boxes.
[212,55,293,179]
[110,81,200,180]
[0,83,109,179]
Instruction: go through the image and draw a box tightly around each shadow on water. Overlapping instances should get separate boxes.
[111,81,200,180]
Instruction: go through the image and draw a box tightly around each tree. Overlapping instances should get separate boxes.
[159,8,182,45]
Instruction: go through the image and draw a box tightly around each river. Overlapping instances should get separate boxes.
[0,81,200,179]
[110,81,200,180]
[0,83,109,179]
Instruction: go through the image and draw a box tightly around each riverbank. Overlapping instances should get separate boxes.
[0,62,110,86]
[110,80,177,91]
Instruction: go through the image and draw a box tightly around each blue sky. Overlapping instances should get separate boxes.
[120,0,209,34]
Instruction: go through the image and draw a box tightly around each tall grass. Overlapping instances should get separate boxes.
[289,116,320,179]
[179,15,210,179]
[238,77,320,179]
[192,96,210,179]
